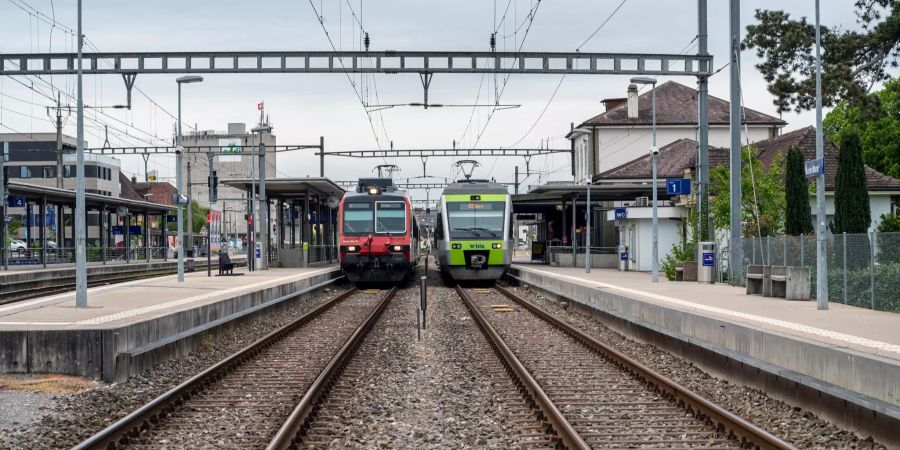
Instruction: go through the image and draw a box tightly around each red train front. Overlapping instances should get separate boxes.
[338,178,419,284]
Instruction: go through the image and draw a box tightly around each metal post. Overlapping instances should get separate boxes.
[101,205,107,264]
[571,195,576,268]
[766,235,770,265]
[161,207,167,261]
[145,211,150,262]
[514,166,519,194]
[74,0,88,306]
[728,0,742,286]
[814,0,829,310]
[259,139,269,270]
[249,140,256,271]
[870,232,876,309]
[207,214,211,277]
[125,212,131,264]
[420,276,427,330]
[698,0,709,242]
[783,236,787,266]
[319,136,325,177]
[651,84,659,282]
[40,196,46,268]
[585,184,591,273]
[800,234,805,266]
[187,160,193,257]
[176,83,185,282]
[842,232,847,304]
[1,142,6,270]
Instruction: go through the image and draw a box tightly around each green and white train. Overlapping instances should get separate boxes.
[434,181,513,282]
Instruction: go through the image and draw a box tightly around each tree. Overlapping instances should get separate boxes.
[742,2,900,114]
[784,147,814,235]
[833,131,872,233]
[824,77,900,178]
[877,211,900,232]
[710,147,786,237]
[166,200,208,234]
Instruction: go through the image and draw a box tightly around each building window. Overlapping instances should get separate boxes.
[42,166,56,178]
[64,165,74,178]
[19,166,32,178]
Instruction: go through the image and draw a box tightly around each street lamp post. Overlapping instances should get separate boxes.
[175,75,203,282]
[252,125,272,270]
[631,77,659,282]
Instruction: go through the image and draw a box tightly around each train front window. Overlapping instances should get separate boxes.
[447,201,505,239]
[375,202,407,235]
[343,203,374,235]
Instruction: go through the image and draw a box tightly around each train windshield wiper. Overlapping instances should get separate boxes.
[469,227,499,237]
[452,227,481,237]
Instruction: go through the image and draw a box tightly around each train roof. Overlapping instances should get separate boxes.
[442,181,509,196]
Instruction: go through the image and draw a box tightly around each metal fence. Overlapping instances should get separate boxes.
[2,246,169,267]
[308,245,338,265]
[741,232,900,312]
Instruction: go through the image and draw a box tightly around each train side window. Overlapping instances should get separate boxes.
[435,212,444,240]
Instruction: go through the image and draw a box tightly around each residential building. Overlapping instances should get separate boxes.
[567,81,786,180]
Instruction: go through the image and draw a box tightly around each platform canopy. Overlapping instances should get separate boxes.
[8,181,175,212]
[223,177,345,200]
[512,180,667,213]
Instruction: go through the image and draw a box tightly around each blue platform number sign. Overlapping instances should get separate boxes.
[666,178,691,195]
[805,158,825,178]
[614,207,627,220]
[111,226,124,235]
[7,196,25,208]
[255,247,261,258]
[702,252,715,267]
[620,251,629,261]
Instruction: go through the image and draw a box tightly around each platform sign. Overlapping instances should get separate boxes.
[172,194,190,206]
[620,251,629,261]
[129,225,142,235]
[614,207,627,220]
[4,216,11,223]
[805,158,825,178]
[666,178,691,196]
[7,196,25,208]
[111,226,124,235]
[166,215,178,223]
[702,252,715,267]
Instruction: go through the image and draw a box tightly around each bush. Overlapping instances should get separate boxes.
[820,262,900,312]
[661,242,696,281]
[877,212,900,232]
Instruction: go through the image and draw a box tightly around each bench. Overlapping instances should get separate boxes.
[217,252,243,276]
[770,265,810,300]
[746,265,767,295]
[675,261,698,282]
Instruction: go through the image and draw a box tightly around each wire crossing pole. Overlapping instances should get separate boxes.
[728,0,743,285]
[176,83,185,282]
[74,0,88,307]
[814,0,828,309]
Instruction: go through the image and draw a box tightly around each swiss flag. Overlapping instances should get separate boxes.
[257,101,264,110]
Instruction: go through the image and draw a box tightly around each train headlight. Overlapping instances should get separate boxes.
[367,186,380,195]
[346,246,358,252]
[451,243,462,249]
[392,245,403,252]
[492,243,502,249]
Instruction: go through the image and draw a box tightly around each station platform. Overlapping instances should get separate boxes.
[507,265,900,443]
[0,265,341,382]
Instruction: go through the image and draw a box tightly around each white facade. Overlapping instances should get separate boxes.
[811,192,898,233]
[574,124,778,177]
[606,206,688,272]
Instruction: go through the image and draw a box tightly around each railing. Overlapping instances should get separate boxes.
[308,245,338,265]
[740,232,900,313]
[1,246,170,268]
[548,245,617,266]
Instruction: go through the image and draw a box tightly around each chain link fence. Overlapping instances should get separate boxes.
[741,232,900,312]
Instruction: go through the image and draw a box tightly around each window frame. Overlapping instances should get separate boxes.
[374,201,407,235]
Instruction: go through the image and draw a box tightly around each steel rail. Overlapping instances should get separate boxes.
[494,285,796,450]
[267,285,399,450]
[71,287,359,450]
[455,286,590,450]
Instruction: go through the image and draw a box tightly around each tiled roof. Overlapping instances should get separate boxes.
[581,81,786,127]
[118,173,144,201]
[755,126,900,191]
[596,127,900,192]
[598,138,728,179]
[133,181,177,206]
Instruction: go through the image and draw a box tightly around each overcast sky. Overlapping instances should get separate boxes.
[0,0,863,200]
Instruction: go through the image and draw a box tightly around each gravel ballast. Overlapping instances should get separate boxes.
[503,282,886,449]
[0,285,349,450]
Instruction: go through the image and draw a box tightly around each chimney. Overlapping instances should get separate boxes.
[601,98,627,111]
[131,175,137,184]
[627,84,639,119]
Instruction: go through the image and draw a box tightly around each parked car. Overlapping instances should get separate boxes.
[9,239,26,254]
[45,240,58,249]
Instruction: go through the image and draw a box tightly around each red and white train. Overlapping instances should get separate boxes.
[338,178,419,284]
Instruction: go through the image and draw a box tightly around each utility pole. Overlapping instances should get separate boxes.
[814,0,828,309]
[143,154,151,182]
[47,93,67,189]
[187,160,193,255]
[1,142,7,270]
[319,136,325,177]
[728,0,743,284]
[75,0,87,307]
[697,0,710,242]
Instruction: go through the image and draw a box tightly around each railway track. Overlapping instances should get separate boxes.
[457,285,796,450]
[72,286,397,450]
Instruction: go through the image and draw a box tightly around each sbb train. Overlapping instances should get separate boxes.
[338,178,420,284]
[435,181,512,282]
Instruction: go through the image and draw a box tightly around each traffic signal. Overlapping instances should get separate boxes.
[245,214,252,225]
[208,170,218,203]
[206,212,211,222]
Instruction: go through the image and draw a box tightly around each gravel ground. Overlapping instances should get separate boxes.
[502,282,886,450]
[301,268,551,449]
[0,285,350,450]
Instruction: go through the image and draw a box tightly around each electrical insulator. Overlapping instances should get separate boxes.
[364,33,370,51]
[490,33,496,51]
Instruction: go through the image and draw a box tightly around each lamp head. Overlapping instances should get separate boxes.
[629,76,657,85]
[176,75,204,84]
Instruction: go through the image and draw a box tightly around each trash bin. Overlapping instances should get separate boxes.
[186,258,196,273]
[618,245,629,271]
[697,241,716,284]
